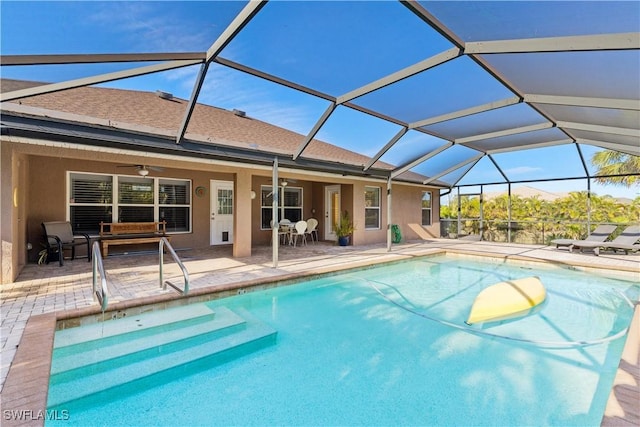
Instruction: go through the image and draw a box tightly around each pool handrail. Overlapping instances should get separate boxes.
[91,241,109,311]
[159,237,189,295]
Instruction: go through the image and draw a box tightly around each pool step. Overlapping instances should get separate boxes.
[51,306,246,378]
[48,306,277,408]
[54,304,218,352]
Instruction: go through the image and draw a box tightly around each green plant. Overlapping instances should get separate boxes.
[334,211,355,238]
[37,248,48,265]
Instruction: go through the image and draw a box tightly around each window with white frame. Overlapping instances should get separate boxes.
[159,179,191,232]
[118,176,154,222]
[69,173,113,234]
[260,185,303,229]
[68,172,191,234]
[364,186,380,229]
[422,191,432,226]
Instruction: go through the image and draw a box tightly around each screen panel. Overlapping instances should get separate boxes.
[221,1,453,95]
[421,1,640,41]
[422,102,548,140]
[352,56,514,123]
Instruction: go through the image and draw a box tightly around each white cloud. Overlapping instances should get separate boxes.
[504,166,542,175]
[88,3,212,52]
[194,65,321,135]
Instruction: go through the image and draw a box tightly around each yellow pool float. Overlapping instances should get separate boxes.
[466,276,546,325]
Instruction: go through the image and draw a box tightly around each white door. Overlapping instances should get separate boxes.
[210,180,234,245]
[324,185,341,241]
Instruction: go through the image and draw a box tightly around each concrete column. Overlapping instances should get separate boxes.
[233,170,252,258]
[0,141,21,284]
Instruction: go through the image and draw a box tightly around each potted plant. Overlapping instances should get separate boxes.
[334,211,355,246]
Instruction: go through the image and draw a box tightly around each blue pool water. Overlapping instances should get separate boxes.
[47,255,638,426]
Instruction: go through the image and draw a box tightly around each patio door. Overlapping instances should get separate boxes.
[210,180,234,245]
[324,185,341,241]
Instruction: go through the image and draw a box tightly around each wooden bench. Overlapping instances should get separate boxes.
[99,221,170,257]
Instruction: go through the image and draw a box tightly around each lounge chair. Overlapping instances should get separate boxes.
[570,225,640,256]
[550,224,617,250]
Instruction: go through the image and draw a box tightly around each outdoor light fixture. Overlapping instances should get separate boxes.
[137,167,150,177]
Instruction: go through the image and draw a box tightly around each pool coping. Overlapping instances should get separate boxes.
[2,248,638,426]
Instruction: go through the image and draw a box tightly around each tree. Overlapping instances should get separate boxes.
[591,150,640,187]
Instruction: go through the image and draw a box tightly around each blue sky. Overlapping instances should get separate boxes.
[1,1,638,200]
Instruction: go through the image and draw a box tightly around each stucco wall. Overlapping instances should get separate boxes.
[25,155,235,260]
[1,142,14,282]
[350,181,440,246]
[2,140,442,283]
[391,184,441,241]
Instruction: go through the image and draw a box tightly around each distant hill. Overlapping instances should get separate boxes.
[483,186,568,202]
[482,185,633,204]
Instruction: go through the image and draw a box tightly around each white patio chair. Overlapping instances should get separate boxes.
[290,220,308,247]
[305,218,319,243]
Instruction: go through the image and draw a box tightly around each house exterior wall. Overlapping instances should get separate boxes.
[391,184,441,241]
[350,181,441,246]
[24,154,236,261]
[0,140,441,283]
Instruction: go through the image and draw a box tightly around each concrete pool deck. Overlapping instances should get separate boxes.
[1,239,638,426]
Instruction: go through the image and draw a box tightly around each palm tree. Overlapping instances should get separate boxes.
[591,150,640,186]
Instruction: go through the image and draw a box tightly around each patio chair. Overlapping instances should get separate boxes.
[570,225,640,256]
[550,224,617,250]
[290,220,308,247]
[270,220,290,245]
[41,221,91,266]
[305,218,319,243]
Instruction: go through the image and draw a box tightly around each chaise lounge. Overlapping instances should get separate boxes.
[550,224,617,251]
[569,225,640,256]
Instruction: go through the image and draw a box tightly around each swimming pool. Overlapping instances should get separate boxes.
[47,255,638,426]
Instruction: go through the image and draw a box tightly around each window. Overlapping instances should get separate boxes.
[216,189,233,215]
[364,186,380,229]
[68,172,191,234]
[118,176,154,222]
[159,179,191,232]
[261,185,303,229]
[69,173,113,234]
[422,191,432,226]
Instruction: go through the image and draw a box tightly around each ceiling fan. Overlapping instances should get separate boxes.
[117,164,164,177]
[265,178,298,197]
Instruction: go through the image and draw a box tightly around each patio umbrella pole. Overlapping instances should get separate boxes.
[272,157,279,268]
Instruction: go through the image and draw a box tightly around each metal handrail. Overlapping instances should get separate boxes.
[159,237,189,295]
[91,241,109,311]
